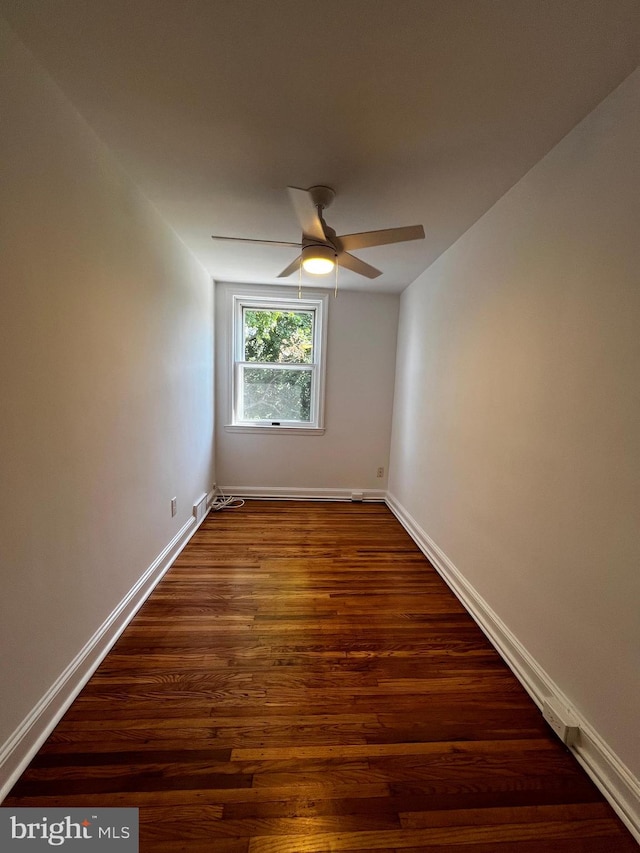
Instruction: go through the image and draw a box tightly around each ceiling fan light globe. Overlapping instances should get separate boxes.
[301,244,335,276]
[302,257,334,275]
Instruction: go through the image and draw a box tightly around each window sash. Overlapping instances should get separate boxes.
[241,307,315,364]
[235,363,316,425]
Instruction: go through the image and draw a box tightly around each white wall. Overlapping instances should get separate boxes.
[215,282,398,495]
[389,69,640,778]
[0,21,214,759]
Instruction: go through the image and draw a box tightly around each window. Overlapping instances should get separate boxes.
[231,293,327,432]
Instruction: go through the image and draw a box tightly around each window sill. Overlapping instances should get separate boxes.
[224,424,325,436]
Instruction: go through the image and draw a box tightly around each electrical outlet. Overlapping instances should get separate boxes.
[542,697,579,746]
[376,467,384,478]
[170,497,177,517]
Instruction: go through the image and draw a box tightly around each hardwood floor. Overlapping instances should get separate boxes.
[3,501,635,851]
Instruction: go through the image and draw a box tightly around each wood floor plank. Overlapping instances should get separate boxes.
[246,818,629,851]
[2,501,635,851]
[231,738,557,762]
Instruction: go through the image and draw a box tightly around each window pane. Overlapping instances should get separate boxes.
[241,367,312,422]
[243,309,313,364]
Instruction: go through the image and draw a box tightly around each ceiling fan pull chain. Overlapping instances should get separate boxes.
[334,257,339,298]
[298,258,302,300]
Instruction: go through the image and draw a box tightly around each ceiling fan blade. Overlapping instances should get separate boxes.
[338,224,425,252]
[276,255,303,278]
[211,235,301,248]
[287,187,327,241]
[337,251,382,279]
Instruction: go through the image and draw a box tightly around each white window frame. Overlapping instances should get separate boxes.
[228,292,328,434]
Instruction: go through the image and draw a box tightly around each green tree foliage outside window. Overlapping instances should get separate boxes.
[242,310,314,421]
[244,309,313,363]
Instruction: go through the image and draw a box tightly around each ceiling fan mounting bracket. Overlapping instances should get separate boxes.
[308,185,335,211]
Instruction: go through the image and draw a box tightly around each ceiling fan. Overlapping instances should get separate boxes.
[211,186,425,279]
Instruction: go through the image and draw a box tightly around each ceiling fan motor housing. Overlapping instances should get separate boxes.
[301,243,337,266]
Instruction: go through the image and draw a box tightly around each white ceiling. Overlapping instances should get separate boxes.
[2,0,639,293]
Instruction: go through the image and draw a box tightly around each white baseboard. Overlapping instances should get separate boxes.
[0,500,213,804]
[386,491,640,844]
[219,485,386,502]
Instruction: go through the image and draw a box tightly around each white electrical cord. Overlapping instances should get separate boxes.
[210,488,244,511]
